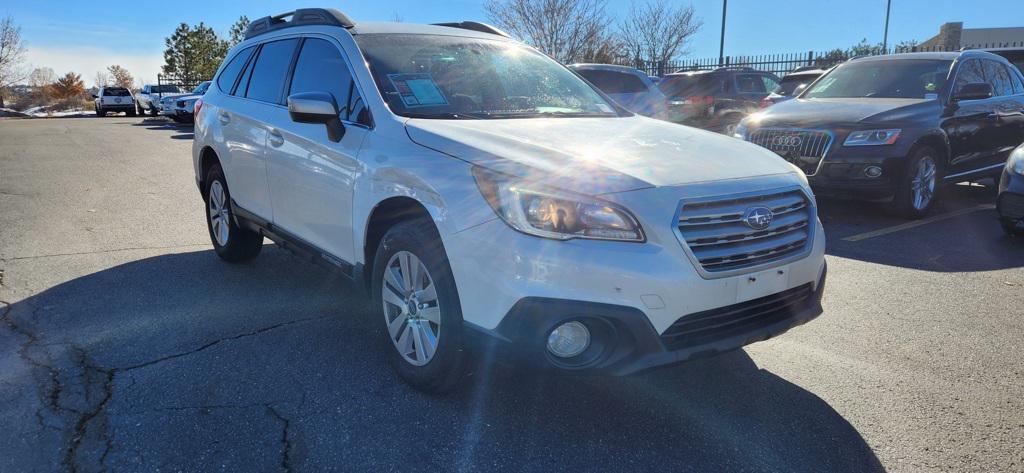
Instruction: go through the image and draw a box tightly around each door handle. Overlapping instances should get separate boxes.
[218,112,230,125]
[268,129,284,148]
[985,112,999,122]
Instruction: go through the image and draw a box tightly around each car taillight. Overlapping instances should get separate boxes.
[759,97,773,108]
[194,98,203,120]
[687,95,714,105]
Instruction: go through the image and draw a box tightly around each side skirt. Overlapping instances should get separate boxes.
[230,200,364,289]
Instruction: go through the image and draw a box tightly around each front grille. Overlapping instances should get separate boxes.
[677,189,812,272]
[660,283,814,351]
[748,128,833,176]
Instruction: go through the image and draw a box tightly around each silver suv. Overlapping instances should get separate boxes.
[193,9,827,392]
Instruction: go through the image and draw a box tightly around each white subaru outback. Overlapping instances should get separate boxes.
[193,9,827,392]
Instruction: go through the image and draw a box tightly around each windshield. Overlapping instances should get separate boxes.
[804,59,952,99]
[354,34,621,119]
[191,82,210,94]
[153,85,182,93]
[774,74,821,96]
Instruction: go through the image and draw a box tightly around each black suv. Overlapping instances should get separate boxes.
[659,67,780,135]
[739,51,1024,218]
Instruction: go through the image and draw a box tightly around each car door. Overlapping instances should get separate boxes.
[985,60,1024,162]
[943,58,997,176]
[217,41,293,221]
[264,36,369,265]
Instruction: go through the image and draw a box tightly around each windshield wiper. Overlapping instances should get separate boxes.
[402,112,483,120]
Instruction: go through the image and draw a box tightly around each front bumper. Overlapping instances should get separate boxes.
[446,178,827,375]
[483,264,826,375]
[997,168,1024,229]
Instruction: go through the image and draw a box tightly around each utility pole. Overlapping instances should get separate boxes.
[882,0,892,52]
[718,0,728,65]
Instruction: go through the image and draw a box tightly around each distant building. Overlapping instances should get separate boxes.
[920,22,1024,50]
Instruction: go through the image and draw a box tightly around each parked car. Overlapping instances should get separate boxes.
[986,47,1024,75]
[136,84,186,116]
[194,9,827,392]
[92,86,137,117]
[760,68,826,108]
[569,64,669,119]
[162,81,210,123]
[738,51,1024,219]
[998,144,1024,236]
[659,66,781,135]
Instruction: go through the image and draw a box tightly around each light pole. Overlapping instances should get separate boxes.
[718,0,728,66]
[882,0,892,52]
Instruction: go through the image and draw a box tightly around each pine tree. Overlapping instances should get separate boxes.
[162,22,228,88]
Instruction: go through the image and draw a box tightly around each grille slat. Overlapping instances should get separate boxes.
[748,128,832,176]
[677,190,813,273]
[660,284,815,350]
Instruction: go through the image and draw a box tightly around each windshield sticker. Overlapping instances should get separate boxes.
[387,73,448,108]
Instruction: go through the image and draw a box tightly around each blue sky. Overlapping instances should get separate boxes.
[5,0,1023,85]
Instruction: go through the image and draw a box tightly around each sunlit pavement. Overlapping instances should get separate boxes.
[1,117,1022,472]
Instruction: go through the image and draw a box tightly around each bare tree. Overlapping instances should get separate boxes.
[620,1,702,69]
[485,0,612,64]
[107,65,134,89]
[28,67,55,105]
[94,71,111,89]
[0,15,28,108]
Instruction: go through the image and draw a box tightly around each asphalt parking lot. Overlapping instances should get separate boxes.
[1,116,1022,473]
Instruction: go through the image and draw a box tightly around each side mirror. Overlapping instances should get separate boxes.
[952,82,993,102]
[91,94,98,99]
[287,91,345,142]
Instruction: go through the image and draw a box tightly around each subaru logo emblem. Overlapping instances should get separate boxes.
[743,207,774,230]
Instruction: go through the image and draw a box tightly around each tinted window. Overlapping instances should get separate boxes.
[153,85,181,93]
[954,59,986,96]
[735,74,778,94]
[577,70,648,94]
[982,60,1014,96]
[103,88,131,97]
[289,39,353,115]
[774,73,821,96]
[217,46,254,93]
[246,39,299,104]
[1009,67,1024,94]
[659,74,719,98]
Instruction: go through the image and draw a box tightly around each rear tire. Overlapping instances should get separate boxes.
[372,218,466,393]
[127,108,137,117]
[889,146,941,219]
[203,163,263,262]
[95,107,106,117]
[148,104,158,116]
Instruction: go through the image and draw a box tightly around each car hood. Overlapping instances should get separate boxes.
[405,116,797,194]
[750,97,935,128]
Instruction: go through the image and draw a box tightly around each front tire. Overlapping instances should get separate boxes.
[372,218,466,393]
[204,163,263,262]
[890,146,941,219]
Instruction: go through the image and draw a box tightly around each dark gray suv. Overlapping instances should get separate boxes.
[739,51,1024,218]
[659,66,781,135]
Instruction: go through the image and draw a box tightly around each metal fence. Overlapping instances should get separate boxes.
[629,41,1024,77]
[157,74,208,92]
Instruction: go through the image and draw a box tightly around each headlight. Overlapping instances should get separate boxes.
[472,167,645,242]
[844,129,901,146]
[1009,147,1024,175]
[734,121,749,139]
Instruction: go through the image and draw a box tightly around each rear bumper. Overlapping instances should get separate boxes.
[477,262,827,376]
[100,104,135,111]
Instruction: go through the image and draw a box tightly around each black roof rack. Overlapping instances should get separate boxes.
[245,8,355,40]
[432,21,511,38]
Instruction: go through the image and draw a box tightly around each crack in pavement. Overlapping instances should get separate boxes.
[1,301,330,472]
[0,243,211,262]
[266,404,295,473]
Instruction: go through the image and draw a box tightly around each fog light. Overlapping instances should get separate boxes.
[864,166,883,178]
[546,321,590,358]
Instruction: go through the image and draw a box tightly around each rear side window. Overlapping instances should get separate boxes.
[735,74,777,93]
[103,88,131,97]
[289,39,353,116]
[217,47,254,93]
[577,70,648,94]
[659,75,719,98]
[245,39,299,104]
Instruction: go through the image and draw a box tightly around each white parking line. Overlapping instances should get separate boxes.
[841,204,996,242]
